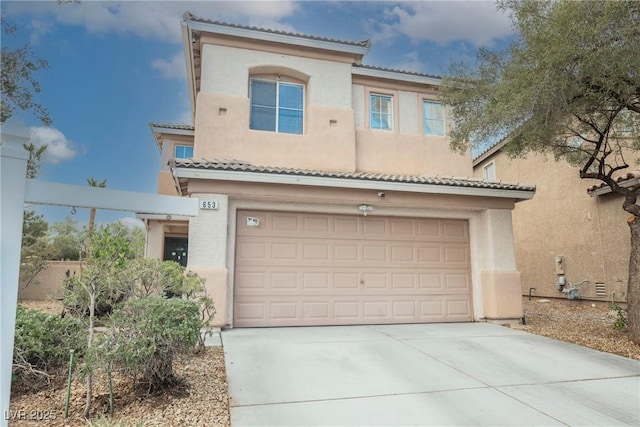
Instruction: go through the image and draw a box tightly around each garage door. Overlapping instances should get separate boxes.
[234,211,472,327]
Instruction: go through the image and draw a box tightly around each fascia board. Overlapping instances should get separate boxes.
[136,213,191,221]
[173,168,535,200]
[182,21,197,118]
[351,67,441,86]
[187,20,370,56]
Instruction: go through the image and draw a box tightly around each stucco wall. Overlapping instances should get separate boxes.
[18,261,82,301]
[194,42,471,177]
[474,152,631,301]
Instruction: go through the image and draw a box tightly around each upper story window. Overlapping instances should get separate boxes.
[483,161,496,180]
[175,145,194,159]
[250,78,304,135]
[423,101,445,136]
[370,94,393,130]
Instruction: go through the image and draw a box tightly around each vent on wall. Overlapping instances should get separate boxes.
[595,282,606,297]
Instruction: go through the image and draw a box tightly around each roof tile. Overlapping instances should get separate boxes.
[184,12,371,48]
[172,158,535,192]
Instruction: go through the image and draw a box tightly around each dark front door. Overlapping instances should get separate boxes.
[164,237,188,267]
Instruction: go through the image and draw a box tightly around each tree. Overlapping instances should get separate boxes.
[85,178,107,260]
[63,225,133,418]
[0,18,51,125]
[439,0,640,341]
[19,211,52,293]
[50,217,82,260]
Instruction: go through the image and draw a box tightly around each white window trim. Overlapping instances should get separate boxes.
[483,161,496,181]
[369,93,394,131]
[250,77,305,134]
[422,100,446,136]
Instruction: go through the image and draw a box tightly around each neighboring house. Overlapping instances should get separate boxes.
[141,13,535,328]
[473,142,636,303]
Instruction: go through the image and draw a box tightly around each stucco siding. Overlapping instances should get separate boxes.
[398,90,419,134]
[474,152,630,301]
[195,93,357,171]
[200,44,353,108]
[355,129,472,176]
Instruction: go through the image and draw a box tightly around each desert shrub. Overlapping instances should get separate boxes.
[609,302,628,330]
[94,297,200,391]
[13,307,86,383]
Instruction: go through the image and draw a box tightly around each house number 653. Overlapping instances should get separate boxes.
[200,200,218,210]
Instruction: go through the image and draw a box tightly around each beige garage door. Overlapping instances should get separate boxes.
[234,211,472,327]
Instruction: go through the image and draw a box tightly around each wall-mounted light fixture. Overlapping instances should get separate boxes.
[358,204,373,216]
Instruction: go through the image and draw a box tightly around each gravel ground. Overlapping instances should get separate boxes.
[10,300,230,427]
[520,297,640,360]
[9,298,640,426]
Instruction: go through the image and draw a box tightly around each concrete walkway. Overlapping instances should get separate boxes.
[222,323,640,426]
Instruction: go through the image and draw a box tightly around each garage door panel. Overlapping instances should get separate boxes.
[234,211,472,326]
[234,294,470,327]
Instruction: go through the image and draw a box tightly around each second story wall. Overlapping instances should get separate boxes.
[195,42,357,172]
[352,77,472,177]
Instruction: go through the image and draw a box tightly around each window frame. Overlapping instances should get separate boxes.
[249,77,305,135]
[174,144,194,159]
[483,161,496,181]
[422,100,446,136]
[369,93,394,131]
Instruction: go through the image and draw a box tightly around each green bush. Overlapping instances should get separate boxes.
[95,297,200,391]
[609,302,628,330]
[13,307,86,379]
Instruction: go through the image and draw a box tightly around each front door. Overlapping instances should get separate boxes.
[164,237,188,267]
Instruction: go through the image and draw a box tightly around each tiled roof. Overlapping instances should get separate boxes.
[149,122,194,131]
[183,12,371,48]
[352,63,441,80]
[588,171,640,194]
[172,158,535,192]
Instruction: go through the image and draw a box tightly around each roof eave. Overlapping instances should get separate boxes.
[172,167,535,201]
[352,66,441,87]
[186,20,370,56]
[148,123,195,154]
[182,20,197,120]
[588,178,640,197]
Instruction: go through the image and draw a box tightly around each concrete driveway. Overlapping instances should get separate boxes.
[222,323,640,426]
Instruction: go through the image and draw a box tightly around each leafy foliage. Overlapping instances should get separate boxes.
[50,217,83,261]
[19,210,52,293]
[609,302,629,331]
[440,0,640,206]
[63,225,134,316]
[13,307,86,383]
[0,18,50,125]
[94,297,200,391]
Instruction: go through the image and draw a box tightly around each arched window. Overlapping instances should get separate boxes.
[249,68,307,135]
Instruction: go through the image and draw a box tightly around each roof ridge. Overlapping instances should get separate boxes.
[183,11,371,48]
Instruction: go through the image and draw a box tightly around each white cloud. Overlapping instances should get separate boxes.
[382,2,513,47]
[28,126,79,164]
[5,1,301,44]
[152,52,186,79]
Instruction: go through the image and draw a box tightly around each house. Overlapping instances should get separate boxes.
[141,13,535,328]
[473,142,636,303]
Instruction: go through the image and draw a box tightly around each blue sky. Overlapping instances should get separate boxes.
[1,0,514,226]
